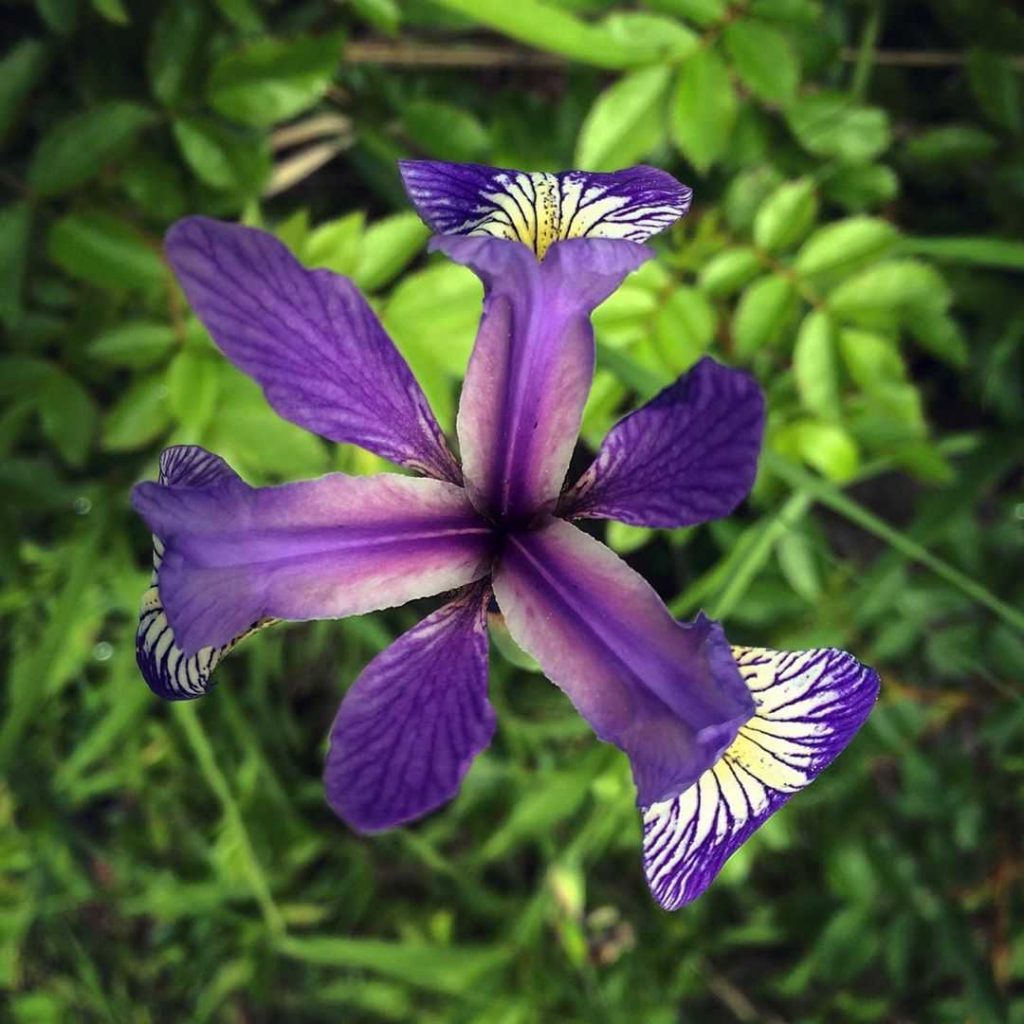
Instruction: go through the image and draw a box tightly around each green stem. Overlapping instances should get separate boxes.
[174,703,286,936]
[765,452,1024,635]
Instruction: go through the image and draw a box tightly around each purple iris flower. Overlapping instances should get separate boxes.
[132,160,879,908]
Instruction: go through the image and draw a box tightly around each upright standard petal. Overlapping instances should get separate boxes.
[132,462,492,656]
[136,446,274,700]
[643,646,880,910]
[165,217,460,482]
[492,518,754,805]
[401,160,691,258]
[439,235,651,523]
[563,358,765,527]
[324,583,494,832]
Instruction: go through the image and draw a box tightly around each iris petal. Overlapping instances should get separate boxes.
[563,357,765,528]
[136,446,275,700]
[401,160,691,258]
[132,457,492,656]
[324,583,494,832]
[642,646,880,909]
[439,234,650,523]
[492,517,754,806]
[165,217,460,482]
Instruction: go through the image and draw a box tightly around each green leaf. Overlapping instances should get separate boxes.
[39,371,96,467]
[28,102,155,196]
[402,100,490,162]
[828,259,950,328]
[641,0,726,27]
[793,310,839,418]
[575,65,670,171]
[822,163,899,211]
[602,12,699,62]
[303,211,365,277]
[48,211,164,291]
[353,213,429,292]
[428,0,652,69]
[732,275,798,357]
[167,350,220,437]
[0,39,49,143]
[698,247,762,297]
[965,49,1021,135]
[723,19,799,103]
[172,116,270,194]
[101,375,171,450]
[119,151,188,222]
[148,0,208,107]
[776,530,821,601]
[750,0,821,22]
[903,125,998,167]
[0,202,32,327]
[213,0,263,31]
[670,48,737,172]
[787,92,890,163]
[92,0,128,23]
[899,236,1024,272]
[654,285,716,372]
[795,216,897,278]
[207,32,345,127]
[606,521,654,554]
[87,320,177,368]
[753,178,818,253]
[839,328,905,392]
[792,419,860,482]
[34,0,77,35]
[906,307,968,368]
[352,0,401,34]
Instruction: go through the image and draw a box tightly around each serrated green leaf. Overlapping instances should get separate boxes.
[724,19,799,103]
[670,48,737,172]
[208,32,345,127]
[28,102,155,196]
[753,178,818,252]
[575,65,670,171]
[733,275,798,356]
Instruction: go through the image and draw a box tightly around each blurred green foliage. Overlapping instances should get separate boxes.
[2,0,1023,1020]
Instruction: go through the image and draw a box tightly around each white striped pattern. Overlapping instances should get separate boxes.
[642,646,879,909]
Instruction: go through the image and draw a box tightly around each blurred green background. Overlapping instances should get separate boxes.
[2,0,1023,1020]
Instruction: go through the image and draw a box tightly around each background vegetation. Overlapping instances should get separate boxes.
[2,0,1023,1020]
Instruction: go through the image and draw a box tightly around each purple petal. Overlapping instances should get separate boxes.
[438,234,651,523]
[563,358,765,528]
[400,160,692,257]
[492,518,754,805]
[165,217,459,482]
[132,454,492,656]
[643,646,880,909]
[324,583,494,832]
[136,446,274,700]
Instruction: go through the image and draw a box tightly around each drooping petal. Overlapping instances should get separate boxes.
[492,518,754,805]
[438,234,651,523]
[563,358,765,528]
[642,646,880,910]
[136,446,275,700]
[165,217,459,482]
[132,453,492,656]
[400,160,691,258]
[324,583,493,832]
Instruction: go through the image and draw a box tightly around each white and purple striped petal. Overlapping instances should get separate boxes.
[401,160,692,258]
[324,583,494,832]
[165,217,460,482]
[563,358,765,528]
[642,646,880,910]
[492,519,754,806]
[439,234,651,523]
[132,463,493,656]
[136,446,275,700]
